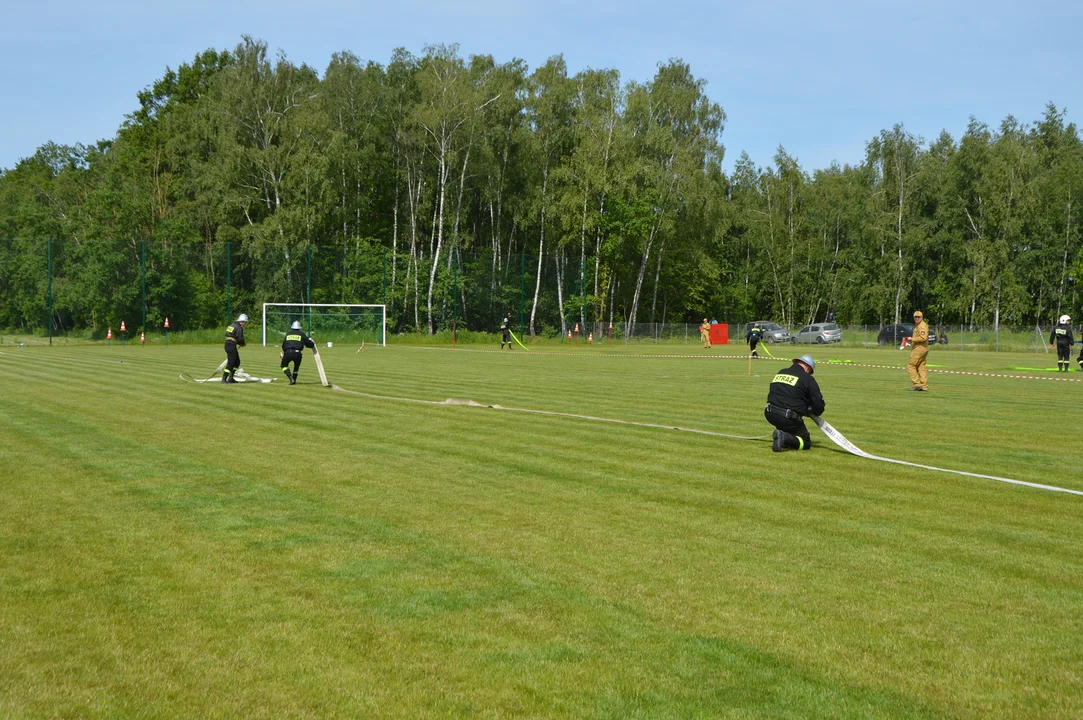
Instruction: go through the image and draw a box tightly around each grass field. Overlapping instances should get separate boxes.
[2,341,1082,718]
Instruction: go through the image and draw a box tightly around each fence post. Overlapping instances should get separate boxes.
[306,243,312,333]
[226,242,232,324]
[452,252,458,345]
[580,254,586,331]
[47,238,53,346]
[141,240,146,339]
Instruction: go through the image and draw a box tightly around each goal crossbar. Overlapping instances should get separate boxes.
[262,303,386,347]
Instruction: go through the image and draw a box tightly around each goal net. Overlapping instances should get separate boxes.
[262,304,386,347]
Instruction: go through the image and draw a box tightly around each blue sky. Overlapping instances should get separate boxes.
[1,0,1079,172]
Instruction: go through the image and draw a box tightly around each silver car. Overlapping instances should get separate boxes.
[749,321,792,344]
[794,323,843,344]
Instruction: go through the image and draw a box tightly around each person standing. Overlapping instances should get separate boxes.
[1050,315,1074,372]
[281,320,316,384]
[746,322,763,358]
[500,316,512,349]
[700,318,711,348]
[222,314,248,384]
[764,354,825,452]
[907,310,930,391]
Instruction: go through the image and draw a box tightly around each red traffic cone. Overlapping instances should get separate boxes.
[164,317,170,329]
[140,331,146,344]
[107,327,113,340]
[567,330,572,340]
[120,321,127,332]
[588,332,593,344]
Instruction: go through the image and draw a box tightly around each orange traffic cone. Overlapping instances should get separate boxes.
[140,331,146,344]
[588,332,593,344]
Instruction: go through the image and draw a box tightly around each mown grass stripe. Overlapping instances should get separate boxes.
[2,344,1082,717]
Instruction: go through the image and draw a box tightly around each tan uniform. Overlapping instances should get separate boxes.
[700,322,711,348]
[907,320,929,389]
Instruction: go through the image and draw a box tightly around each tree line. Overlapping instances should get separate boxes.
[1,37,1081,335]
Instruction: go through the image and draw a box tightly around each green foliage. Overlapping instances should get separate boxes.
[1,43,1081,332]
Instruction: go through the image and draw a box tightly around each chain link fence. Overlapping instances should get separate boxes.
[561,322,1077,354]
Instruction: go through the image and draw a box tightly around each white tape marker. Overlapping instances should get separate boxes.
[811,415,1083,497]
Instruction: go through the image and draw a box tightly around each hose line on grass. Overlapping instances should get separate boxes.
[330,385,771,441]
[332,383,1083,498]
[811,415,1083,497]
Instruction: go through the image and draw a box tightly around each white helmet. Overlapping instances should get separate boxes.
[1060,315,1071,325]
[237,314,249,323]
[291,321,303,330]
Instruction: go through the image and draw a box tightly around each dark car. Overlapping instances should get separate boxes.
[878,324,940,346]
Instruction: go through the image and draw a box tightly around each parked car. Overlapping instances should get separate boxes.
[794,323,843,344]
[748,321,792,344]
[877,324,941,346]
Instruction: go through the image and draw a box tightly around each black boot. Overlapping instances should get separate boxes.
[221,372,229,384]
[226,370,238,384]
[773,430,802,451]
[289,371,297,385]
[283,367,293,383]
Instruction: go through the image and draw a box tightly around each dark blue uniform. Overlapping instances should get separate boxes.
[1049,323,1074,372]
[222,321,246,383]
[281,329,315,384]
[764,361,825,451]
[500,317,512,349]
[746,325,763,357]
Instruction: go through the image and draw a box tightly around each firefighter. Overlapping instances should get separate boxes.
[281,320,316,385]
[907,310,930,391]
[746,322,763,358]
[222,314,248,384]
[500,316,512,349]
[700,318,711,348]
[764,354,825,452]
[1049,315,1075,372]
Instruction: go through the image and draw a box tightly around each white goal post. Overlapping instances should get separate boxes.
[262,303,387,347]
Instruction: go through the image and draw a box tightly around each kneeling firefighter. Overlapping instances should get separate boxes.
[764,354,825,452]
[281,320,316,385]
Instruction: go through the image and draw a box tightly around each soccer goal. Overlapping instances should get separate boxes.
[262,304,387,347]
